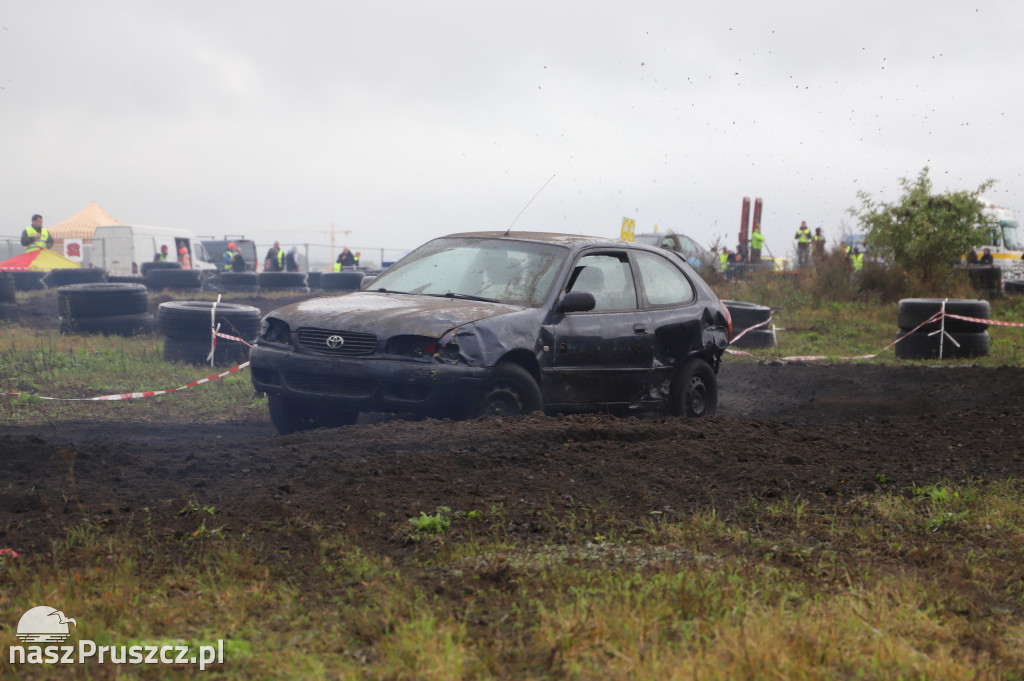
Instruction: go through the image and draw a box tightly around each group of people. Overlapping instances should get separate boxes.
[794,221,864,271]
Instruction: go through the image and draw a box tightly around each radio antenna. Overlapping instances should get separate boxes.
[505,174,555,235]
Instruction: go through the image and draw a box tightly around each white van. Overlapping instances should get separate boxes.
[85,225,218,275]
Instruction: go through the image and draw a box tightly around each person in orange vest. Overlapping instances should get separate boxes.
[21,214,53,252]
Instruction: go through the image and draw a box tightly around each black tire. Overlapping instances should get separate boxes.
[59,313,155,337]
[268,395,358,435]
[218,272,259,291]
[730,328,776,349]
[896,298,989,333]
[0,272,15,302]
[157,301,262,342]
[57,283,148,318]
[475,363,542,418]
[146,268,202,291]
[12,271,47,291]
[0,302,21,322]
[894,330,990,359]
[669,358,718,417]
[106,275,148,285]
[306,272,321,289]
[319,272,366,291]
[140,261,182,277]
[722,300,772,330]
[45,268,107,287]
[258,272,308,288]
[163,335,251,366]
[1005,280,1024,294]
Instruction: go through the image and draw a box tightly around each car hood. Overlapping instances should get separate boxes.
[266,291,524,337]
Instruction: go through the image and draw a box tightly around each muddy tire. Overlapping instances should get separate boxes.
[13,271,48,291]
[0,272,15,302]
[268,395,358,434]
[106,275,148,285]
[59,313,155,337]
[475,363,542,418]
[157,301,262,342]
[731,328,776,349]
[57,283,148,318]
[894,330,990,359]
[139,261,182,277]
[0,301,21,322]
[258,272,308,289]
[1005,280,1024,294]
[163,336,251,366]
[896,298,989,333]
[219,272,260,292]
[669,358,718,417]
[722,300,772,330]
[146,268,202,291]
[320,272,366,291]
[45,268,107,287]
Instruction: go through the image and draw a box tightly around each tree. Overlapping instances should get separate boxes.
[849,167,996,284]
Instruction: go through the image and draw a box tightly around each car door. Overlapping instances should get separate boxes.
[543,251,654,407]
[631,249,704,385]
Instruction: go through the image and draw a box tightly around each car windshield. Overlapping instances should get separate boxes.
[369,237,568,306]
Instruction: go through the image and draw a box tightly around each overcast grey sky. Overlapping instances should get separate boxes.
[2,1,1022,262]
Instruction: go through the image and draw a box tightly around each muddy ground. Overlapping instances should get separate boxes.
[1,290,1022,559]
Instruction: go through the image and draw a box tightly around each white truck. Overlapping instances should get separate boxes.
[974,202,1024,281]
[78,225,218,275]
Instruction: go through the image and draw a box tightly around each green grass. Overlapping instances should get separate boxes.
[3,482,1024,679]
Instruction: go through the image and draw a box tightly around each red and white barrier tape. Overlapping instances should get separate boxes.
[727,311,950,361]
[8,362,250,402]
[943,312,1024,328]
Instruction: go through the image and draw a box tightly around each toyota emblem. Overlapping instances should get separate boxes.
[325,335,345,349]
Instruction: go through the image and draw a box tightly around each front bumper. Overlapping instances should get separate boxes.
[250,344,489,417]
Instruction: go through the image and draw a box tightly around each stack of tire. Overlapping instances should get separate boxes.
[218,271,260,293]
[142,261,202,292]
[1005,280,1024,295]
[722,300,775,349]
[305,271,322,290]
[895,298,990,359]
[319,271,365,292]
[57,283,154,336]
[45,267,107,287]
[258,271,310,293]
[0,272,19,322]
[157,301,261,366]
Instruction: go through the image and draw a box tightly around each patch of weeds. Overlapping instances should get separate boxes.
[177,494,217,517]
[407,506,452,541]
[875,473,892,485]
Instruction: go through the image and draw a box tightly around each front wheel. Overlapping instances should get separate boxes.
[669,358,718,417]
[475,363,543,418]
[268,395,358,434]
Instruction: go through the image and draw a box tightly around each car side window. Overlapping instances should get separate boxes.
[565,253,638,312]
[634,250,695,306]
[677,235,697,258]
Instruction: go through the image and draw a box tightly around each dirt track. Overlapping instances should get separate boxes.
[2,351,1021,558]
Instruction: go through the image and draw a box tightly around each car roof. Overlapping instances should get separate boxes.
[441,231,650,250]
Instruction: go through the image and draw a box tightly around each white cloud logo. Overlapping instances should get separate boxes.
[17,606,78,644]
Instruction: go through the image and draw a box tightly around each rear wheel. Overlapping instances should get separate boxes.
[268,395,357,434]
[475,363,542,418]
[669,358,718,417]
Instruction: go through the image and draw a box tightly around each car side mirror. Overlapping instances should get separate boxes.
[557,291,596,313]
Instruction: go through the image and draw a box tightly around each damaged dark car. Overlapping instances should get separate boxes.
[250,232,732,434]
